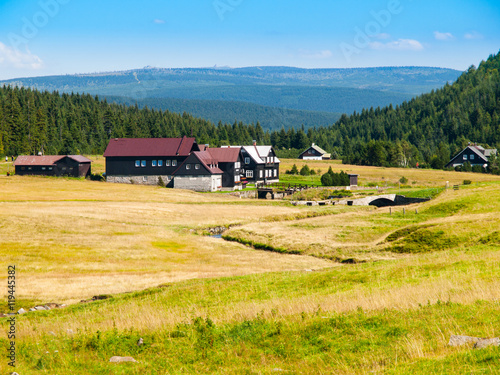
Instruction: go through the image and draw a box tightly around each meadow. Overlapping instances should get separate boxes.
[0,158,499,374]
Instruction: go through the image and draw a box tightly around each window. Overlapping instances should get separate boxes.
[235,162,240,169]
[195,164,200,170]
[158,160,163,167]
[48,167,53,171]
[135,160,140,167]
[245,157,250,164]
[274,169,277,177]
[246,170,253,178]
[259,170,263,178]
[21,167,26,171]
[42,167,46,171]
[463,154,468,160]
[152,160,157,167]
[186,164,191,170]
[166,160,171,166]
[141,160,146,167]
[172,160,177,167]
[470,154,475,160]
[234,175,240,183]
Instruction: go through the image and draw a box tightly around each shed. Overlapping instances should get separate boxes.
[299,143,331,160]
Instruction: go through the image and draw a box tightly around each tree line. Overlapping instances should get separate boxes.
[1,51,499,174]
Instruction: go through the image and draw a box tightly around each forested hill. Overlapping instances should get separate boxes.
[301,51,500,168]
[0,87,276,156]
[0,52,498,169]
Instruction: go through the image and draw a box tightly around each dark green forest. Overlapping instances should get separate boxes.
[0,51,499,172]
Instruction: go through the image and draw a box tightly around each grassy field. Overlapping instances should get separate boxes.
[0,160,499,373]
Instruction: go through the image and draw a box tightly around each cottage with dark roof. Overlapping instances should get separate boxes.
[173,151,223,192]
[299,143,331,160]
[13,155,92,177]
[445,144,497,169]
[103,136,199,185]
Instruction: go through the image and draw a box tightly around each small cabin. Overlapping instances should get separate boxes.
[299,144,331,160]
[13,155,92,177]
[445,144,497,169]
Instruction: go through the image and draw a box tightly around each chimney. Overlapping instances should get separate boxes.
[205,144,209,149]
[312,143,315,146]
[253,140,257,146]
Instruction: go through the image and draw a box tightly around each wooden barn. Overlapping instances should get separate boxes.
[103,136,199,185]
[13,155,92,177]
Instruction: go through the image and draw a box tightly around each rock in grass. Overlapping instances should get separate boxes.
[137,338,144,346]
[474,337,500,349]
[448,335,482,346]
[17,308,26,314]
[109,356,138,363]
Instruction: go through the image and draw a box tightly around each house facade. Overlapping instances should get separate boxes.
[13,155,92,177]
[298,143,331,160]
[238,144,280,185]
[445,144,497,169]
[103,137,199,185]
[206,147,243,190]
[173,151,223,192]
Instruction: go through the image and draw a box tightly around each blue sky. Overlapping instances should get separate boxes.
[0,0,499,79]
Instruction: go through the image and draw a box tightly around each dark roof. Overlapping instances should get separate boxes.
[207,147,241,162]
[299,144,330,157]
[194,151,224,174]
[103,136,197,157]
[13,155,92,166]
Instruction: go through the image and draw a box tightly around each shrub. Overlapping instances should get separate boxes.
[399,176,408,184]
[463,180,472,185]
[158,176,166,187]
[300,165,311,176]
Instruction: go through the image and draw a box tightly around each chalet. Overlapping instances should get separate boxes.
[298,143,331,160]
[13,155,92,177]
[173,151,223,192]
[236,143,280,185]
[103,137,199,185]
[445,144,497,169]
[205,147,243,190]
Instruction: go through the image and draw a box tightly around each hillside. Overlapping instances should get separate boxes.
[0,66,460,132]
[291,51,500,168]
[105,96,342,131]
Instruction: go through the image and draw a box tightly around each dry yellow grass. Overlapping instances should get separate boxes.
[0,176,333,304]
[280,158,500,186]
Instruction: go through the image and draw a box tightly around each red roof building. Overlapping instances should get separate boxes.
[13,155,92,177]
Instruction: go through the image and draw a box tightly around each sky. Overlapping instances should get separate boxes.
[0,0,499,79]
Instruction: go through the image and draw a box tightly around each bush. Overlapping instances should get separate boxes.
[399,176,408,184]
[158,176,166,187]
[88,173,105,182]
[321,168,350,186]
[463,179,472,185]
[300,165,311,176]
[286,164,299,175]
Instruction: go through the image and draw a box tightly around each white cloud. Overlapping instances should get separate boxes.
[0,42,43,69]
[369,39,424,51]
[299,49,333,59]
[464,31,483,40]
[154,19,166,24]
[434,31,455,41]
[375,33,391,40]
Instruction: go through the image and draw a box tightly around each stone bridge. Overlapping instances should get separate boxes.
[339,194,430,207]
